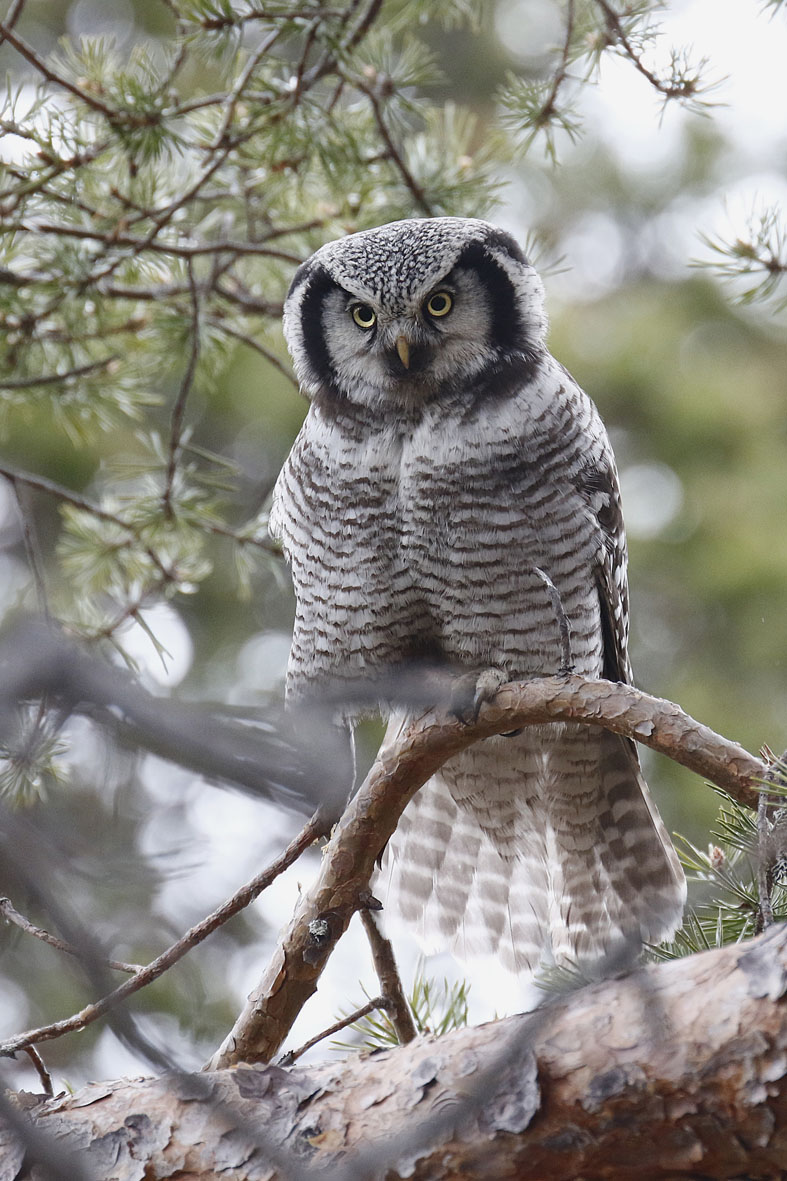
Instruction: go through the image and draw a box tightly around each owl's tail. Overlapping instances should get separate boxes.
[376,722,686,977]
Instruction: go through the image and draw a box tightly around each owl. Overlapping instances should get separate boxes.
[270,217,686,976]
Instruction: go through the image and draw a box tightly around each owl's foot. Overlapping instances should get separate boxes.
[450,666,506,723]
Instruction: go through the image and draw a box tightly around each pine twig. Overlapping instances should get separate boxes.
[356,79,434,217]
[756,749,787,933]
[0,355,118,390]
[535,0,576,127]
[757,788,775,934]
[0,19,126,119]
[7,479,50,620]
[162,259,200,520]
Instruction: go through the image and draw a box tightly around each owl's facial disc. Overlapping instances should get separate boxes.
[283,218,549,409]
[321,274,496,404]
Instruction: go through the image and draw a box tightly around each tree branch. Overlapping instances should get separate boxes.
[356,78,434,216]
[0,812,325,1058]
[16,925,787,1179]
[0,897,141,975]
[277,995,387,1066]
[162,259,200,520]
[360,907,417,1046]
[207,675,766,1069]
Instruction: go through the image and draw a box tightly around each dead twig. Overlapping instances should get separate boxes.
[0,812,326,1058]
[360,906,417,1046]
[0,897,141,975]
[277,996,388,1066]
[23,1046,53,1098]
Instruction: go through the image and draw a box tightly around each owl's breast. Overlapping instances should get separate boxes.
[271,407,433,696]
[395,403,605,678]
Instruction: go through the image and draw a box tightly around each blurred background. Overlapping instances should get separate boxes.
[1,0,786,1091]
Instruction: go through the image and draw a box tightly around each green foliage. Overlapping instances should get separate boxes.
[653,777,787,960]
[0,0,741,713]
[0,706,69,806]
[1,0,509,698]
[336,970,470,1052]
[698,205,787,310]
[0,0,725,812]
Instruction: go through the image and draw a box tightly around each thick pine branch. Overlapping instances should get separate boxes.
[13,925,787,1180]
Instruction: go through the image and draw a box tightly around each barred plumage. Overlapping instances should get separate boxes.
[271,217,685,979]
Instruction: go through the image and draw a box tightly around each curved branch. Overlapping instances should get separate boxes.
[207,675,766,1068]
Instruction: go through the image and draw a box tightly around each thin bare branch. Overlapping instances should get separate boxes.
[535,0,576,127]
[0,897,141,974]
[594,0,709,104]
[2,219,303,263]
[0,0,26,39]
[360,906,417,1045]
[23,1045,53,1098]
[0,811,326,1058]
[277,995,387,1066]
[208,317,298,386]
[7,477,49,619]
[0,355,118,390]
[0,466,181,593]
[344,0,384,54]
[212,27,282,150]
[0,466,135,530]
[201,518,282,555]
[356,79,434,216]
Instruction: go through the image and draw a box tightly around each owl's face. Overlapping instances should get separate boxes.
[283,217,547,410]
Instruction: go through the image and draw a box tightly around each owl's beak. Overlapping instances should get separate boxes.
[395,335,411,369]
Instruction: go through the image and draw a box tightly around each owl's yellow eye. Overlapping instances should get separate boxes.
[425,291,453,318]
[351,304,377,329]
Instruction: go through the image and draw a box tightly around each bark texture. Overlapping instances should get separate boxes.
[209,675,765,1068]
[9,925,787,1180]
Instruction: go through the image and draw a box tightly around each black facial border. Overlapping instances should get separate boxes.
[294,261,342,388]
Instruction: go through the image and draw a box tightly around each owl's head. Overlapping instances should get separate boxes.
[283,217,547,409]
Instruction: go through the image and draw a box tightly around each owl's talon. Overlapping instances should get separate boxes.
[450,666,506,723]
[358,889,383,911]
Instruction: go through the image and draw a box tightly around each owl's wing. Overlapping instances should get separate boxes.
[571,444,687,963]
[574,452,632,684]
